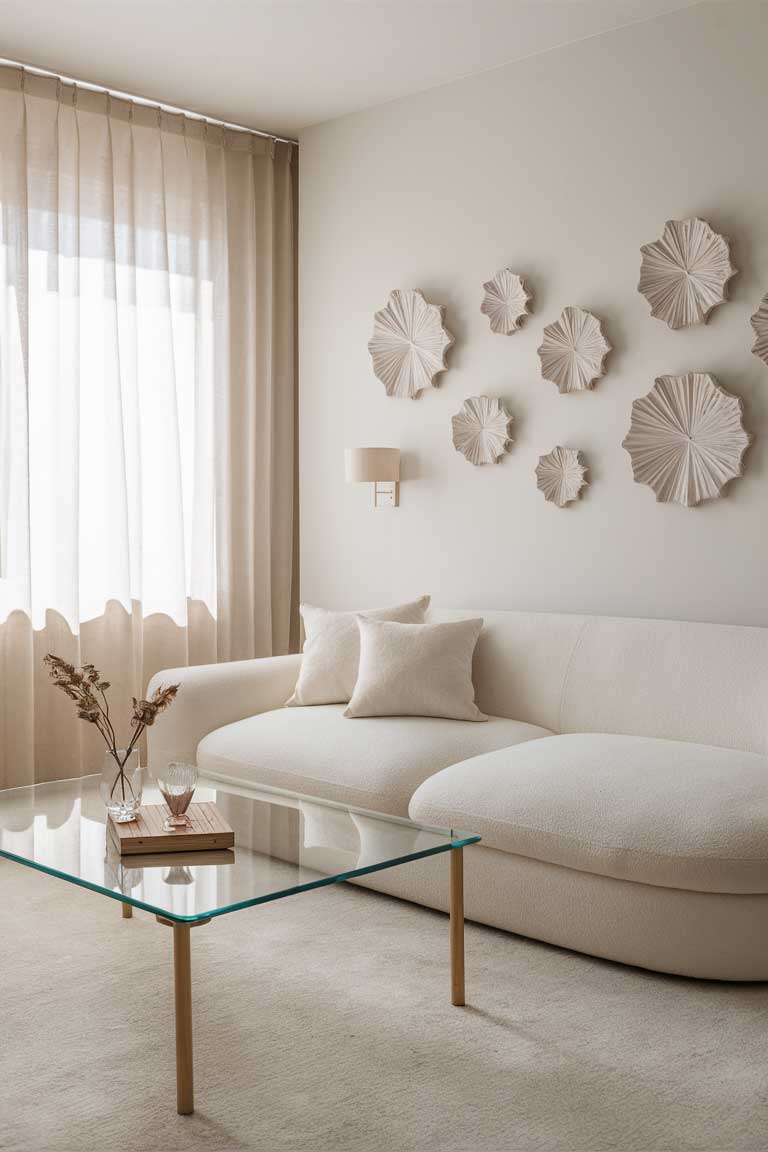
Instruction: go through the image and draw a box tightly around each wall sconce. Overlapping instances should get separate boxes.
[345,447,400,509]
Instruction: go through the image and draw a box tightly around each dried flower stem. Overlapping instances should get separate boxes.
[43,654,179,804]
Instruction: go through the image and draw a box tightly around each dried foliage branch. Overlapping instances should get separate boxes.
[43,655,179,793]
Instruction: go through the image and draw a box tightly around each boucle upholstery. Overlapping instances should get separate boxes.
[196,704,551,816]
[409,733,768,893]
[351,844,768,981]
[432,609,768,754]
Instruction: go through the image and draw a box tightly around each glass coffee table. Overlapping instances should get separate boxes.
[0,774,480,1115]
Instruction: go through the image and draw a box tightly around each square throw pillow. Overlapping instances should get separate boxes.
[344,616,487,722]
[286,596,430,707]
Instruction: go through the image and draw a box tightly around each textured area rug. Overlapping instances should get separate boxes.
[1,857,766,1152]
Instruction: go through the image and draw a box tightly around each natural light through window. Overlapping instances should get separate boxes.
[0,237,216,631]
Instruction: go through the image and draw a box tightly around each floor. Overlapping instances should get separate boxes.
[1,857,766,1152]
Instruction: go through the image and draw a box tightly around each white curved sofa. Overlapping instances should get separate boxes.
[147,609,768,981]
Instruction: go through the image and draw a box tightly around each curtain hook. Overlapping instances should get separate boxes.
[72,83,78,108]
[106,90,112,117]
[19,67,25,93]
[128,100,134,124]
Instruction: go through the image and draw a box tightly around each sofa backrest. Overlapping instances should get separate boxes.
[432,609,768,756]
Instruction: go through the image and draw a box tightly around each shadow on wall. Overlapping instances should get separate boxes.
[0,598,217,790]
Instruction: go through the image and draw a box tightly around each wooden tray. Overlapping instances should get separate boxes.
[109,802,235,856]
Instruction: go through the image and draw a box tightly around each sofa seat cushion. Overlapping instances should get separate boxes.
[196,705,552,817]
[408,733,768,894]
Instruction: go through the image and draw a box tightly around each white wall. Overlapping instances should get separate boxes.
[298,1,768,626]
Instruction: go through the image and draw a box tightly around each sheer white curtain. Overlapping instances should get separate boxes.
[0,67,297,787]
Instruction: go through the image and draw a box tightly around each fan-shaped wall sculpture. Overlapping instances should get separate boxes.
[368,289,454,399]
[480,269,531,334]
[638,218,736,329]
[451,396,513,465]
[622,372,751,507]
[537,307,611,393]
[750,293,768,366]
[535,447,588,507]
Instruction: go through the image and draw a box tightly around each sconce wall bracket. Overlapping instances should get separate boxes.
[374,480,399,509]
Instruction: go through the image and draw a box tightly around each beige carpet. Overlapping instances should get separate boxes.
[1,858,766,1152]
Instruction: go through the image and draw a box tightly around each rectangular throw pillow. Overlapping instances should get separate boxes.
[344,616,487,722]
[286,596,430,707]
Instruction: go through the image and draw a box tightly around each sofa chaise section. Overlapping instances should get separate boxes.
[409,733,768,893]
[389,732,768,980]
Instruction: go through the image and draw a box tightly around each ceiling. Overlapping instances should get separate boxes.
[0,0,698,138]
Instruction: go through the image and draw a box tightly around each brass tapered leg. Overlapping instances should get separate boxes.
[450,847,465,1006]
[154,915,209,1115]
[173,923,194,1115]
[122,902,133,919]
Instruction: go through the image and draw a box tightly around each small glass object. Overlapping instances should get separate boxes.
[157,762,198,832]
[100,749,142,823]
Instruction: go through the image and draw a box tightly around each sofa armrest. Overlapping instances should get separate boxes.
[146,654,302,769]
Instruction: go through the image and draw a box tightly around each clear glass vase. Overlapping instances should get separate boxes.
[100,750,142,823]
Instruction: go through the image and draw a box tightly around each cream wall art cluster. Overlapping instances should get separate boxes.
[535,447,588,507]
[480,269,531,334]
[638,218,736,329]
[750,293,768,366]
[622,373,751,507]
[537,307,611,393]
[368,289,454,399]
[365,205,756,510]
[452,396,513,465]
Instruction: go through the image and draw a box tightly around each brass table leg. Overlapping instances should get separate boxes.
[156,915,211,1116]
[122,902,133,919]
[450,847,465,1006]
[173,923,194,1115]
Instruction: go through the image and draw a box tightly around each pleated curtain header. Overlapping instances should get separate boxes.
[0,62,293,160]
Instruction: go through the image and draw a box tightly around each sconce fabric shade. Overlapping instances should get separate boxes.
[345,448,400,483]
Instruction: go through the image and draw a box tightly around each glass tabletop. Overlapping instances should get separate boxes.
[0,774,480,923]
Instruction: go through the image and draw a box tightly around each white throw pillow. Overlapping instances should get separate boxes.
[344,616,487,722]
[286,596,430,707]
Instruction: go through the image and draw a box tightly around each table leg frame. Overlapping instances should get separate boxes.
[450,846,465,1006]
[173,923,194,1115]
[136,850,466,1116]
[154,914,211,1115]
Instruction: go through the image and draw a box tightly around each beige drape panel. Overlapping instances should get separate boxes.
[0,67,297,788]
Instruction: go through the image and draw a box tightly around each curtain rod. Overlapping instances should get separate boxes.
[0,56,299,146]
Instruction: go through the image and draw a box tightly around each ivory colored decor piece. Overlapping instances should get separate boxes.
[638,218,736,329]
[750,293,768,366]
[368,289,454,399]
[622,373,751,507]
[480,269,531,334]
[287,596,430,706]
[535,446,588,507]
[451,396,513,465]
[344,616,487,722]
[537,307,611,393]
